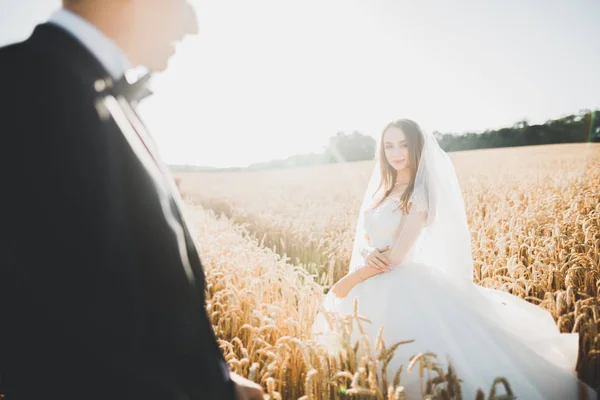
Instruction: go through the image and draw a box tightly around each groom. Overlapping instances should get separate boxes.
[0,1,262,399]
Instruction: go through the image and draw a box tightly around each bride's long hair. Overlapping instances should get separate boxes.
[372,119,425,212]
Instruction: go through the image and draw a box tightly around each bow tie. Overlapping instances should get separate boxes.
[113,73,154,104]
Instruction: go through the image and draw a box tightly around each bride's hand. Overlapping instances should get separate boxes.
[365,246,391,272]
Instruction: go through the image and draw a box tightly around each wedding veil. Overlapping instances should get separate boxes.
[349,122,474,283]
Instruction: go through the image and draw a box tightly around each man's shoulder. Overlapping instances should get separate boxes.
[0,38,98,104]
[0,25,62,68]
[0,40,30,71]
[0,41,22,55]
[0,37,54,83]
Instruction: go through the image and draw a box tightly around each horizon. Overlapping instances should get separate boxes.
[169,120,600,170]
[2,0,600,168]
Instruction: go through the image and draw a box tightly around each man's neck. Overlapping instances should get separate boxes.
[64,5,135,65]
[50,8,133,79]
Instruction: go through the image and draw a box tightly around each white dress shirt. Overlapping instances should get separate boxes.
[49,8,132,80]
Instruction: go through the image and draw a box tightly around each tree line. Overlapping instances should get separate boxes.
[434,110,600,152]
[170,109,600,172]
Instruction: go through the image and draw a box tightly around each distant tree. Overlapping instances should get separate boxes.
[324,131,376,163]
[590,111,600,142]
[435,110,599,152]
[513,119,529,130]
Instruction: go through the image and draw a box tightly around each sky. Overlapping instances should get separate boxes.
[2,0,599,168]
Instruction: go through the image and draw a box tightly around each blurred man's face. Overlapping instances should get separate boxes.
[127,0,198,72]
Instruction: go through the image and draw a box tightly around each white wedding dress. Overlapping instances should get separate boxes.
[313,196,597,399]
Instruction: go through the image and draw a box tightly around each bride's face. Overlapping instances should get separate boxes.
[383,127,410,171]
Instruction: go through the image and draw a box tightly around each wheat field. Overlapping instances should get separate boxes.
[177,143,600,399]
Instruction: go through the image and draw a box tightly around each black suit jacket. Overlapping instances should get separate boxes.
[0,23,233,400]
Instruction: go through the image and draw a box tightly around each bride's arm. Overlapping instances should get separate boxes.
[330,264,385,298]
[387,203,428,266]
[331,243,390,298]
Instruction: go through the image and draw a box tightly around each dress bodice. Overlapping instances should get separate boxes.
[363,197,405,250]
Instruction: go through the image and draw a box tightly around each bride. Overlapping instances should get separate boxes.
[312,119,597,399]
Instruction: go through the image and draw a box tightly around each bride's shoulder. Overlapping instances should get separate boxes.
[408,189,428,213]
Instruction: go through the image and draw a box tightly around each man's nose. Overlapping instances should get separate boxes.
[183,2,199,36]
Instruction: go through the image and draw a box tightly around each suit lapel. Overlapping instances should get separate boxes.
[117,98,163,169]
[116,98,199,244]
[98,94,199,285]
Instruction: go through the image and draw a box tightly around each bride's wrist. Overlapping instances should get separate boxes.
[354,267,367,282]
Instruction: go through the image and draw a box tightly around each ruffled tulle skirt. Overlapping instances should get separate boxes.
[313,262,597,399]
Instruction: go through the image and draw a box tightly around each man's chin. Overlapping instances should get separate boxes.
[140,53,171,73]
[145,60,169,73]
